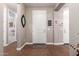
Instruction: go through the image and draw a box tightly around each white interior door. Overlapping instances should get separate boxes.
[32,10,47,43]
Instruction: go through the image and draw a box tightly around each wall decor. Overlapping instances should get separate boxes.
[48,20,52,26]
[21,15,26,28]
[9,22,13,27]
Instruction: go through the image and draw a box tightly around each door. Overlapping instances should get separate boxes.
[32,10,47,43]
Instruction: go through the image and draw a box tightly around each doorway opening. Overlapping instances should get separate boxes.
[3,3,17,56]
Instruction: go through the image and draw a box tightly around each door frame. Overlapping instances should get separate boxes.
[32,10,48,44]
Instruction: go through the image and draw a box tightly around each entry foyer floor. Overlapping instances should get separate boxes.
[4,42,69,56]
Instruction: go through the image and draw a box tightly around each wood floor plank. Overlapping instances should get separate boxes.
[4,42,69,56]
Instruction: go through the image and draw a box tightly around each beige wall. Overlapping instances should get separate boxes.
[0,4,4,55]
[17,4,26,48]
[69,3,79,46]
[26,7,54,43]
[69,3,79,55]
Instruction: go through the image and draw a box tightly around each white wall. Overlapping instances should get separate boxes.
[0,4,4,55]
[16,4,26,49]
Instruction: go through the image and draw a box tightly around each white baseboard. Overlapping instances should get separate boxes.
[4,43,9,47]
[16,42,33,51]
[16,42,64,51]
[25,42,33,45]
[53,43,64,45]
[46,43,64,45]
[4,41,17,47]
[17,42,27,51]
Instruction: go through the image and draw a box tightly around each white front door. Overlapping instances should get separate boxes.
[32,10,47,43]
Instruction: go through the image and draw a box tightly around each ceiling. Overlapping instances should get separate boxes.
[5,3,17,11]
[24,3,57,8]
[5,3,57,11]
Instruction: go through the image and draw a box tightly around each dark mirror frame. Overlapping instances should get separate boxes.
[48,20,52,26]
[21,15,26,28]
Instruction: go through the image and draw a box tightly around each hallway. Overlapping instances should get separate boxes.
[4,42,69,56]
[3,3,70,56]
[0,0,79,57]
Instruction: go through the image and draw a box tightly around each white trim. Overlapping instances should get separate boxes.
[17,42,27,51]
[16,42,64,51]
[46,43,64,45]
[16,42,33,51]
[53,43,64,45]
[4,41,17,47]
[3,6,7,47]
[25,42,33,45]
[4,43,9,47]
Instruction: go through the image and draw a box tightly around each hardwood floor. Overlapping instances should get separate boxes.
[4,42,17,56]
[4,42,69,56]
